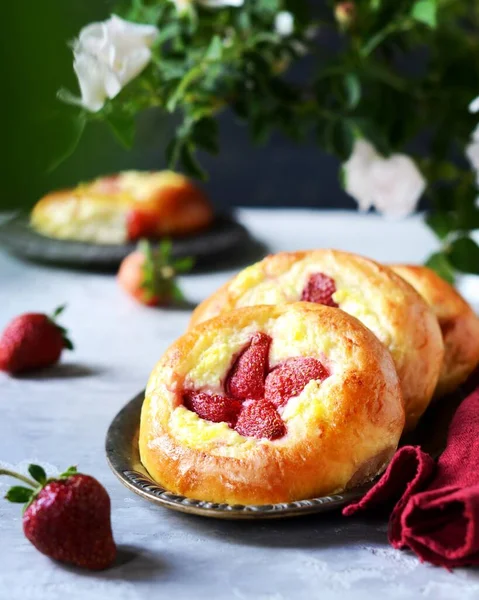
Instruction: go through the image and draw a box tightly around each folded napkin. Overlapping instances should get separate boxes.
[343,386,479,568]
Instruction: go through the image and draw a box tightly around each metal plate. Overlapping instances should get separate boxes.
[105,389,462,520]
[0,213,250,271]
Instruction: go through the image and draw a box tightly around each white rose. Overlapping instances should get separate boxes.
[275,11,294,37]
[469,96,479,114]
[71,15,159,112]
[344,139,426,218]
[172,0,243,11]
[466,125,479,185]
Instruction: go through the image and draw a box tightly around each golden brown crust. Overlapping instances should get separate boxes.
[391,265,479,397]
[190,249,444,431]
[139,303,404,505]
[31,170,213,243]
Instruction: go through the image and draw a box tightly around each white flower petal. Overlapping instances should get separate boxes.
[275,11,294,37]
[369,154,425,218]
[466,141,479,171]
[198,0,243,7]
[469,96,479,114]
[71,15,159,112]
[343,139,425,218]
[73,53,108,112]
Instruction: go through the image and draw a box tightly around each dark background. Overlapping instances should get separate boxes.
[0,1,354,212]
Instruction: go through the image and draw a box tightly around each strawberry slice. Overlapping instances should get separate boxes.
[226,333,271,400]
[126,209,160,241]
[264,357,329,408]
[183,391,242,427]
[301,273,338,307]
[235,400,286,440]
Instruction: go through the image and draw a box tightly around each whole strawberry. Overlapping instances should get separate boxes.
[118,239,194,307]
[1,464,116,570]
[0,305,73,374]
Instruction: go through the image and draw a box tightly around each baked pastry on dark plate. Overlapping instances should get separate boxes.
[139,303,404,505]
[31,170,213,244]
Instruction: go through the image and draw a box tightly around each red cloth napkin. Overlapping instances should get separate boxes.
[343,386,479,568]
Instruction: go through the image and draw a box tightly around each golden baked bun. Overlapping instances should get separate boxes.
[139,303,404,505]
[190,250,444,431]
[31,170,213,244]
[391,265,479,397]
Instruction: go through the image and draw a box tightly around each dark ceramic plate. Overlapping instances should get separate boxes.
[0,213,250,271]
[105,389,462,520]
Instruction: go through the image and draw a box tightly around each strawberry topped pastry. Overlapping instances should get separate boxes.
[31,170,213,244]
[139,303,404,505]
[391,265,479,398]
[0,305,73,374]
[0,463,116,570]
[189,249,445,431]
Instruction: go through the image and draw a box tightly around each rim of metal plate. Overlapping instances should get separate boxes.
[105,391,374,520]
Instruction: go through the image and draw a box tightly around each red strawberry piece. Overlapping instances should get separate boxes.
[0,306,73,375]
[301,273,338,307]
[226,333,271,400]
[1,464,116,570]
[265,357,329,408]
[183,391,242,427]
[235,400,286,440]
[126,209,159,241]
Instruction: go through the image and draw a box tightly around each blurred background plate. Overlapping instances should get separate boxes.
[105,386,464,520]
[0,212,251,271]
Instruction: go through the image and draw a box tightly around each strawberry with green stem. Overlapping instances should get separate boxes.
[1,463,116,570]
[0,305,74,374]
[118,238,194,306]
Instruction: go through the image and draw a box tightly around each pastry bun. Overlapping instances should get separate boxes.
[31,170,213,244]
[139,303,405,505]
[190,250,444,430]
[392,265,479,397]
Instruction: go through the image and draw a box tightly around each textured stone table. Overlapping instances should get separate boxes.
[1,209,479,600]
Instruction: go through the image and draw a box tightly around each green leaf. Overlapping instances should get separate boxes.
[5,486,34,504]
[28,465,47,486]
[411,0,437,28]
[159,238,173,261]
[192,117,219,154]
[326,120,354,161]
[52,305,66,319]
[180,144,207,180]
[46,112,87,173]
[447,237,479,275]
[344,74,361,110]
[425,211,455,241]
[425,252,455,284]
[166,136,184,170]
[106,112,136,149]
[62,337,74,351]
[174,256,195,273]
[60,466,78,479]
[205,35,223,61]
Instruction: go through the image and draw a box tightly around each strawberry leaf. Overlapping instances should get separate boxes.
[60,466,78,478]
[28,464,47,485]
[174,256,195,273]
[5,486,34,503]
[52,305,67,319]
[62,336,74,351]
